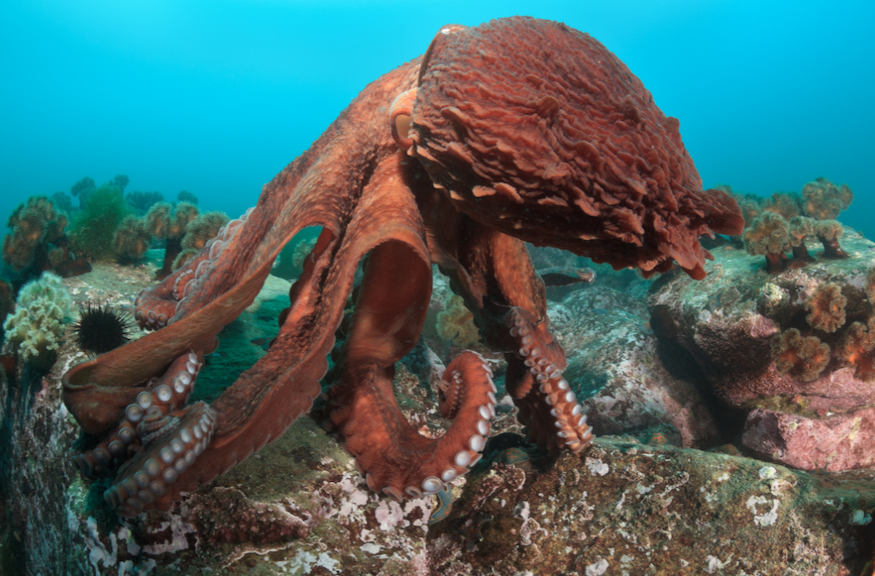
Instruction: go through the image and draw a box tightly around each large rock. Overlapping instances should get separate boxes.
[0,260,159,574]
[430,438,874,576]
[647,227,875,471]
[743,407,875,471]
[554,285,722,448]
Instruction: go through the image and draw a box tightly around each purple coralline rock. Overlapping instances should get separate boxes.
[553,284,721,447]
[743,407,875,471]
[647,226,875,471]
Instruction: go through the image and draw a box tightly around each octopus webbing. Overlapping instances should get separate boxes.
[62,16,743,516]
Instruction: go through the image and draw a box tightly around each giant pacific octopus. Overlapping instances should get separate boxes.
[62,17,743,516]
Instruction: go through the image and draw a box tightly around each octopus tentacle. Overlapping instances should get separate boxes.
[134,212,249,331]
[64,57,422,410]
[62,254,275,436]
[329,349,496,501]
[126,149,431,511]
[63,59,427,515]
[71,352,201,477]
[433,351,498,469]
[72,419,138,479]
[106,402,216,517]
[505,307,593,453]
[324,182,497,500]
[415,197,591,455]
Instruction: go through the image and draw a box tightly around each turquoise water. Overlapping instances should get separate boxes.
[1,0,873,237]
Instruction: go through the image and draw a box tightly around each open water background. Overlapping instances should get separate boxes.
[1,0,873,238]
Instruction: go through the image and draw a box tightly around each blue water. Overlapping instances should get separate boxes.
[1,0,873,237]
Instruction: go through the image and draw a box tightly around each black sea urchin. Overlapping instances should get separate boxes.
[72,302,135,356]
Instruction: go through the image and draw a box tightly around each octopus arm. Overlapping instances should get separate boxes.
[421,197,593,455]
[62,260,273,435]
[63,60,428,513]
[326,155,498,500]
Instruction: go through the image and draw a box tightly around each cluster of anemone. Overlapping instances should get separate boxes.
[771,328,831,382]
[109,198,230,277]
[1,195,89,279]
[111,201,201,279]
[3,178,213,284]
[801,178,853,220]
[770,268,875,382]
[2,177,148,281]
[735,177,853,274]
[2,272,72,368]
[145,201,200,279]
[173,211,229,270]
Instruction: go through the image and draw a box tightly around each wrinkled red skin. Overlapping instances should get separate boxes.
[411,18,743,279]
[61,17,740,515]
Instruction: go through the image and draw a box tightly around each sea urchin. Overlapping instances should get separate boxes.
[72,302,135,356]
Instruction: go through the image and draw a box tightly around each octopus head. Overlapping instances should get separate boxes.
[390,17,743,279]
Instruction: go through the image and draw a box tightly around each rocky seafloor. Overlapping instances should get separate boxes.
[1,230,874,576]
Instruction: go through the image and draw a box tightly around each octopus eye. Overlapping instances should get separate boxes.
[389,88,417,151]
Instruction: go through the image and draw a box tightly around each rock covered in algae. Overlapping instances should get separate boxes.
[429,438,873,575]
